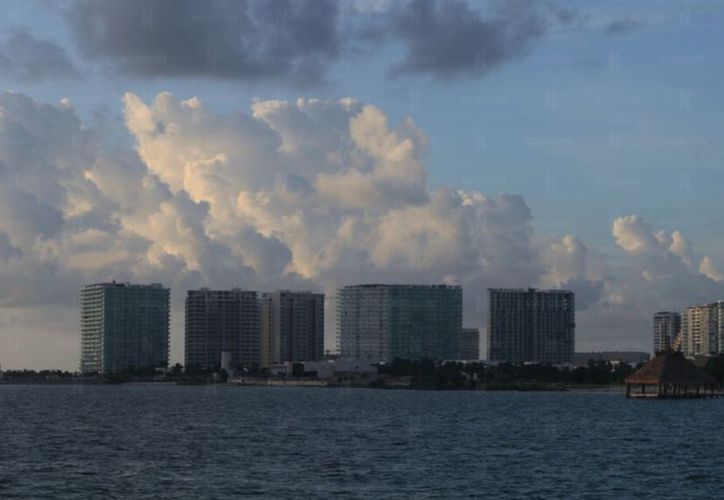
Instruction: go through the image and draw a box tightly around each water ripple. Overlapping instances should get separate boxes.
[1,386,722,498]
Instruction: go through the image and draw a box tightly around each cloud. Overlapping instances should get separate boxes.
[121,91,539,293]
[700,257,724,282]
[62,0,576,84]
[604,17,642,35]
[0,89,548,367]
[0,29,79,82]
[65,0,340,84]
[607,214,724,323]
[385,0,574,80]
[561,277,604,311]
[612,215,658,254]
[0,232,22,261]
[540,235,605,310]
[1,89,723,368]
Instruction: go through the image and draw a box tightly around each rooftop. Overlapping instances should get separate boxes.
[341,284,461,289]
[625,351,716,386]
[488,288,573,294]
[84,282,166,289]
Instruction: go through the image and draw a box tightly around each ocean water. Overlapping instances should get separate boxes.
[0,384,722,499]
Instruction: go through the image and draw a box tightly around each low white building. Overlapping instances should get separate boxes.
[269,359,377,379]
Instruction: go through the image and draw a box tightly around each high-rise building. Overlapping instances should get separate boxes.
[185,288,261,371]
[457,328,480,360]
[487,288,575,364]
[80,282,170,374]
[337,284,462,361]
[681,303,723,357]
[260,291,324,366]
[653,311,681,354]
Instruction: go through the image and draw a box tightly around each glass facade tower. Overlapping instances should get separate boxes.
[80,282,170,374]
[185,288,261,371]
[488,288,575,364]
[338,284,462,361]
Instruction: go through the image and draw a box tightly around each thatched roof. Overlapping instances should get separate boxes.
[625,351,717,386]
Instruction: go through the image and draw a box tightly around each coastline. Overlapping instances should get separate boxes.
[0,379,628,392]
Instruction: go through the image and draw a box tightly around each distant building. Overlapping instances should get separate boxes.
[271,359,378,379]
[681,302,724,357]
[457,328,480,360]
[337,284,462,361]
[261,291,324,366]
[80,282,170,374]
[653,311,681,354]
[488,288,575,364]
[574,351,650,366]
[185,288,261,371]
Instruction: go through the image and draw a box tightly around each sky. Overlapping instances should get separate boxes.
[1,0,723,369]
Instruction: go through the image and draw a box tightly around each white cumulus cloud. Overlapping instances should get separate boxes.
[0,90,723,368]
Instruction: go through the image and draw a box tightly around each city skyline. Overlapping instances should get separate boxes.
[81,281,476,371]
[2,3,722,498]
[73,280,724,372]
[1,1,724,369]
[76,281,585,371]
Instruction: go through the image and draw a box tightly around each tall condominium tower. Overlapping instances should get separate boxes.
[488,288,575,364]
[653,311,681,354]
[185,288,261,371]
[80,282,170,374]
[457,328,480,360]
[681,302,724,357]
[337,284,462,361]
[260,291,324,366]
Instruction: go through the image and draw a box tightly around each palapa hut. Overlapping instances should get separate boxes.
[625,350,718,398]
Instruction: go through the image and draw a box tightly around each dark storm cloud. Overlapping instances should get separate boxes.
[65,0,340,84]
[0,29,79,82]
[604,17,642,35]
[386,0,574,80]
[63,0,574,84]
[0,232,21,261]
[560,277,604,310]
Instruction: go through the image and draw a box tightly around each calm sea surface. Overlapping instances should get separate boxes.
[0,384,722,499]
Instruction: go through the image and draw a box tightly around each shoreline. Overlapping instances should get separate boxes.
[0,379,628,392]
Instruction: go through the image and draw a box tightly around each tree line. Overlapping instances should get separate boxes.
[377,358,639,390]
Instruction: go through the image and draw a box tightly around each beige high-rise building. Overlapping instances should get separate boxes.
[261,291,324,367]
[681,301,724,357]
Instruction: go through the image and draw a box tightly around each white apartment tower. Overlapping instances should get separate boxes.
[681,302,724,357]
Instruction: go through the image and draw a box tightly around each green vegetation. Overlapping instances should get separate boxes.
[704,355,724,385]
[1,369,78,382]
[378,358,638,390]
